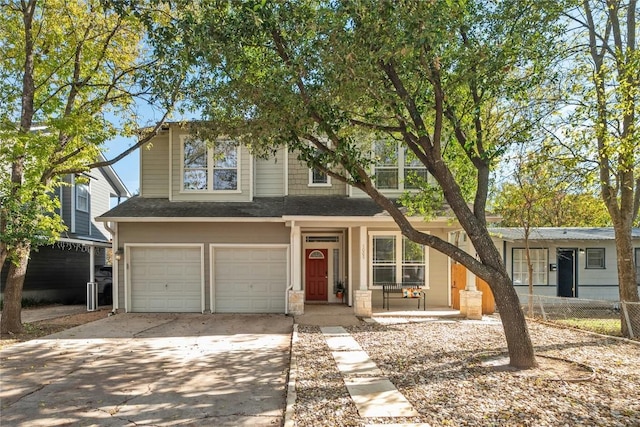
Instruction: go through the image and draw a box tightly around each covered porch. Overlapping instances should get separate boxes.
[295,302,462,326]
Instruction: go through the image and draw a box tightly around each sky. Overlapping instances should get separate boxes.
[101,102,181,196]
[104,137,140,196]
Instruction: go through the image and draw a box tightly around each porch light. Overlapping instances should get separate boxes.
[114,248,124,261]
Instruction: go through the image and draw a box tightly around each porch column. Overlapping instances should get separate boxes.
[460,263,483,320]
[358,226,367,290]
[87,245,98,312]
[290,222,302,291]
[288,221,304,315]
[89,245,95,283]
[354,226,372,317]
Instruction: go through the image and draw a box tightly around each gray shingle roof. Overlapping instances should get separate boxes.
[97,196,397,219]
[489,227,640,241]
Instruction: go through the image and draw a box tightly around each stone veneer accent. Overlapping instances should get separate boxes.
[459,290,483,320]
[354,290,372,318]
[288,290,305,315]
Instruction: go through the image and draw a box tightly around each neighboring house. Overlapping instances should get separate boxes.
[1,155,130,304]
[97,124,465,314]
[489,227,640,301]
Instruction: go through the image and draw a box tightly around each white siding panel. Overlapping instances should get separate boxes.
[427,230,447,306]
[130,246,202,312]
[141,134,170,198]
[255,148,285,196]
[91,169,114,239]
[213,247,287,313]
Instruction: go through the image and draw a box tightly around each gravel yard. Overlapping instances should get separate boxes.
[292,316,640,426]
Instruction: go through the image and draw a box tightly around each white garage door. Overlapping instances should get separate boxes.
[129,246,202,312]
[213,246,287,313]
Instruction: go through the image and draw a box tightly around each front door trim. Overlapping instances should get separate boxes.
[557,248,578,298]
[305,248,328,301]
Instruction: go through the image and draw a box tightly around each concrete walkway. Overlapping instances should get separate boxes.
[287,302,449,426]
[321,326,419,419]
[8,304,453,426]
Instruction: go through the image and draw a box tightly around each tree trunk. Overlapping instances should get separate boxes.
[0,245,31,334]
[492,272,537,368]
[612,224,640,337]
[469,232,537,368]
[0,210,7,269]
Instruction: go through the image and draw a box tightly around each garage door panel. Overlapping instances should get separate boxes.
[130,247,202,313]
[213,247,287,313]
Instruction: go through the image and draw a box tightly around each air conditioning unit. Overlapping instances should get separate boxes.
[87,282,98,311]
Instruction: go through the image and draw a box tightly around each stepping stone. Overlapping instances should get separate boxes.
[322,327,363,351]
[320,326,349,335]
[324,335,363,351]
[332,351,383,376]
[344,377,420,418]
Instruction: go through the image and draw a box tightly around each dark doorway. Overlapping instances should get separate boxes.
[557,248,577,297]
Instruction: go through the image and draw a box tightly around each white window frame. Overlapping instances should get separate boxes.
[76,182,89,212]
[369,231,428,287]
[180,135,241,193]
[372,141,428,191]
[512,248,548,286]
[308,167,331,187]
[585,248,606,269]
[182,137,208,191]
[307,141,332,187]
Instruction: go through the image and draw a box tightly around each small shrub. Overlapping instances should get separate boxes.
[0,297,57,310]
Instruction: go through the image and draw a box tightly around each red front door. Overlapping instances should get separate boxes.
[305,249,328,301]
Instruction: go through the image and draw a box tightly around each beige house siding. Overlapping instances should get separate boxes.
[170,128,252,202]
[287,152,347,196]
[427,228,450,306]
[255,147,286,196]
[115,221,290,310]
[363,225,450,308]
[140,132,170,198]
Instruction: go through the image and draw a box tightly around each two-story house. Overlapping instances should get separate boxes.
[97,124,464,315]
[1,154,130,304]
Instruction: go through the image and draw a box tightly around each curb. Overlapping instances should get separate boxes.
[283,323,299,427]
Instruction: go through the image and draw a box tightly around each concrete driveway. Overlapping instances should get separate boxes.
[0,313,293,426]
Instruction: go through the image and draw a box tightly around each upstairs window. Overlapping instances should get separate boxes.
[309,167,330,186]
[403,149,429,189]
[183,138,208,190]
[76,183,89,212]
[373,141,428,190]
[374,142,399,189]
[307,141,331,187]
[182,137,239,192]
[212,144,238,190]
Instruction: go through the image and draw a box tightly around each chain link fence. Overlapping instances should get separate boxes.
[519,295,640,340]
